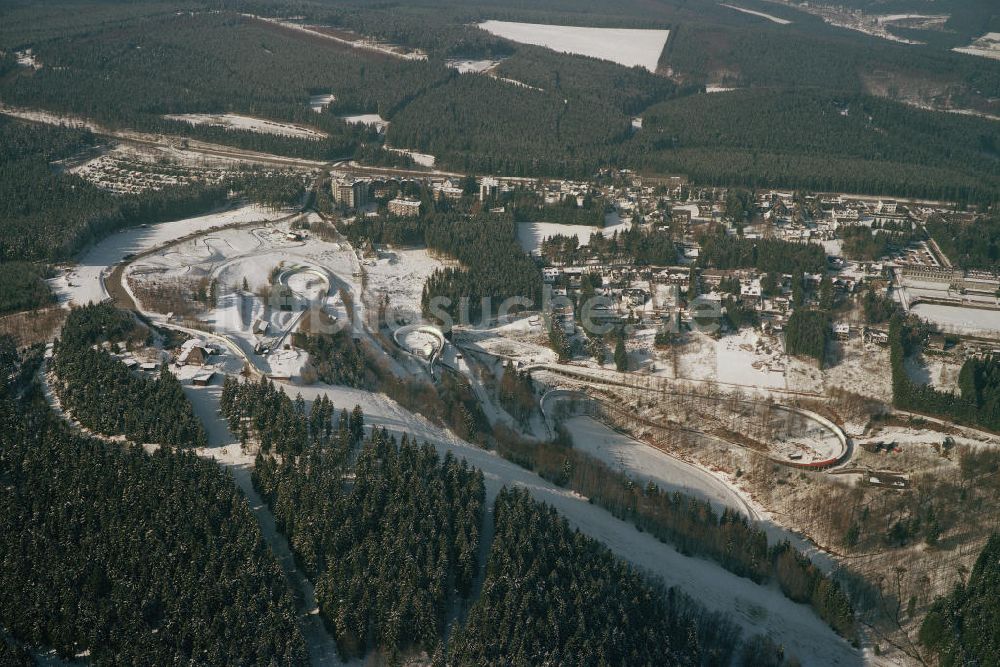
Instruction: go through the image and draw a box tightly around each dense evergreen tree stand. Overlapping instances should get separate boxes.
[0,364,306,664]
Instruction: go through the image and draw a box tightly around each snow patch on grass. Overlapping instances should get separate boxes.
[386,147,436,167]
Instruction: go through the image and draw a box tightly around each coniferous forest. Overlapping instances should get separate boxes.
[0,353,306,665]
[222,376,485,660]
[0,115,229,263]
[890,314,1000,432]
[0,261,54,314]
[443,487,741,666]
[920,533,1000,666]
[2,3,997,202]
[540,225,679,266]
[51,303,207,447]
[926,214,1000,271]
[217,376,825,662]
[698,234,828,275]
[784,310,833,364]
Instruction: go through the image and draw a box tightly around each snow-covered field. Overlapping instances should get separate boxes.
[720,3,792,24]
[386,147,436,167]
[364,247,446,326]
[445,58,504,73]
[715,329,788,388]
[163,113,327,140]
[671,329,787,390]
[308,94,336,113]
[518,223,604,254]
[563,415,752,514]
[478,20,670,72]
[517,212,631,255]
[50,204,290,307]
[953,32,1000,60]
[339,113,388,132]
[911,302,1000,337]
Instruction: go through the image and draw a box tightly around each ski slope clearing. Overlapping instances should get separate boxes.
[478,21,670,72]
[953,32,1000,61]
[721,3,792,24]
[163,113,328,140]
[248,15,427,61]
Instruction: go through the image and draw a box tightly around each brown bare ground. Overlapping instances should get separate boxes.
[0,307,66,347]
